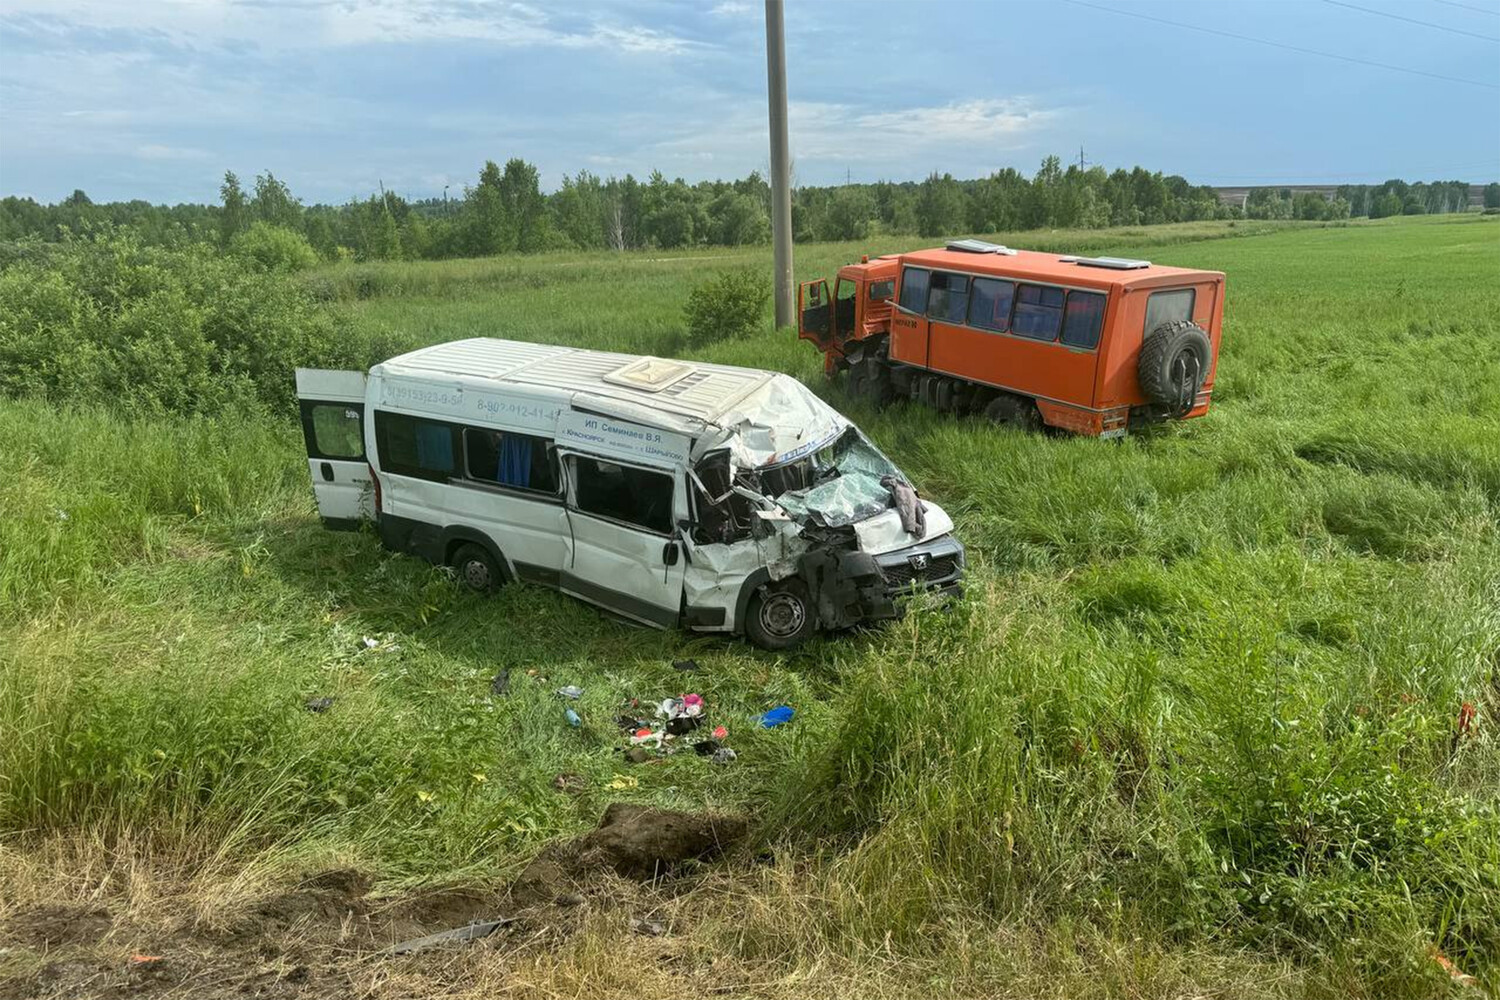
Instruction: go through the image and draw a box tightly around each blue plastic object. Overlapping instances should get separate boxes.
[759,705,794,728]
[565,708,581,727]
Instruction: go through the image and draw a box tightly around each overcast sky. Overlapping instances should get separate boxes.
[1,0,1496,205]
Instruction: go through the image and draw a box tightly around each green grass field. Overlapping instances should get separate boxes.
[2,215,1498,998]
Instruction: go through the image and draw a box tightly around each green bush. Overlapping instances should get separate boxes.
[0,228,385,415]
[230,221,320,273]
[683,268,769,347]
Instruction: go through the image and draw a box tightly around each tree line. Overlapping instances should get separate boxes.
[1242,179,1486,221]
[3,158,1495,264]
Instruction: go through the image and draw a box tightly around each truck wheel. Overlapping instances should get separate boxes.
[1138,320,1211,416]
[863,360,894,408]
[984,393,1041,432]
[451,543,501,594]
[745,581,815,650]
[846,363,868,400]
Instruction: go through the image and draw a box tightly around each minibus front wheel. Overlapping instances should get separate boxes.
[745,580,815,650]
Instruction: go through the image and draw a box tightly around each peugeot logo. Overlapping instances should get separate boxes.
[908,553,931,572]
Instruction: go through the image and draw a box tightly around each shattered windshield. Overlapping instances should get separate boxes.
[766,428,903,527]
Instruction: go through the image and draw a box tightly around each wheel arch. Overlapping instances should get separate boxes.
[442,527,511,583]
[732,568,773,635]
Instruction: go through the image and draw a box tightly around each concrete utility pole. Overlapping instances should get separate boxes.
[764,0,794,328]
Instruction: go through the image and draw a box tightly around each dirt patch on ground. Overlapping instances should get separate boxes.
[510,803,748,906]
[2,903,114,950]
[0,805,747,999]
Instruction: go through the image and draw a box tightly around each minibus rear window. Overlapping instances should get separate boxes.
[307,403,364,459]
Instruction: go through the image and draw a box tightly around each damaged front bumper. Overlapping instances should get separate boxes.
[797,531,966,632]
[874,533,966,604]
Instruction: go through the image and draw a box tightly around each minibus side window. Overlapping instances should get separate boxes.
[571,456,674,534]
[463,427,558,493]
[374,410,460,482]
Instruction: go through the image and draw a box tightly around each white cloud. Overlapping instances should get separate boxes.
[648,97,1060,177]
[710,1,753,16]
[318,1,707,53]
[853,99,1053,145]
[135,143,213,160]
[0,0,706,55]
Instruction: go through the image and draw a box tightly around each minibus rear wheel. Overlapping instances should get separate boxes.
[451,543,501,594]
[746,580,815,650]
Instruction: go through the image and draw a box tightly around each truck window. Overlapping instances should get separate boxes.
[1011,284,1065,341]
[374,411,460,482]
[869,279,894,301]
[926,272,970,324]
[1060,291,1106,349]
[835,278,857,335]
[308,404,364,459]
[898,267,929,312]
[571,456,674,534]
[464,428,558,494]
[1144,288,1195,333]
[967,277,1014,333]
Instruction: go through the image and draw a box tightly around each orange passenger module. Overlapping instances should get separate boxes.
[797,240,1225,437]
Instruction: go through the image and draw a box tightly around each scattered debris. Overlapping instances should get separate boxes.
[388,918,514,956]
[607,775,638,790]
[630,917,666,937]
[672,658,699,672]
[711,748,737,765]
[490,669,510,696]
[881,474,927,539]
[665,715,702,736]
[759,705,794,728]
[127,954,164,966]
[712,725,728,740]
[556,685,584,700]
[1430,944,1480,989]
[624,747,652,764]
[304,696,334,714]
[693,739,719,756]
[630,729,664,748]
[564,707,582,727]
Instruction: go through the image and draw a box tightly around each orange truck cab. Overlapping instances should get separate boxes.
[798,240,1225,437]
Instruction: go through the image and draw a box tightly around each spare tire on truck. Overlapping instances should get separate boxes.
[1138,319,1212,416]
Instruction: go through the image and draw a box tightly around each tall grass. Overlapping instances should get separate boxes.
[0,214,1496,993]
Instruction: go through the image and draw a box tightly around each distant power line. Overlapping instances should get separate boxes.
[1430,0,1500,17]
[1061,0,1500,90]
[1324,0,1500,42]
